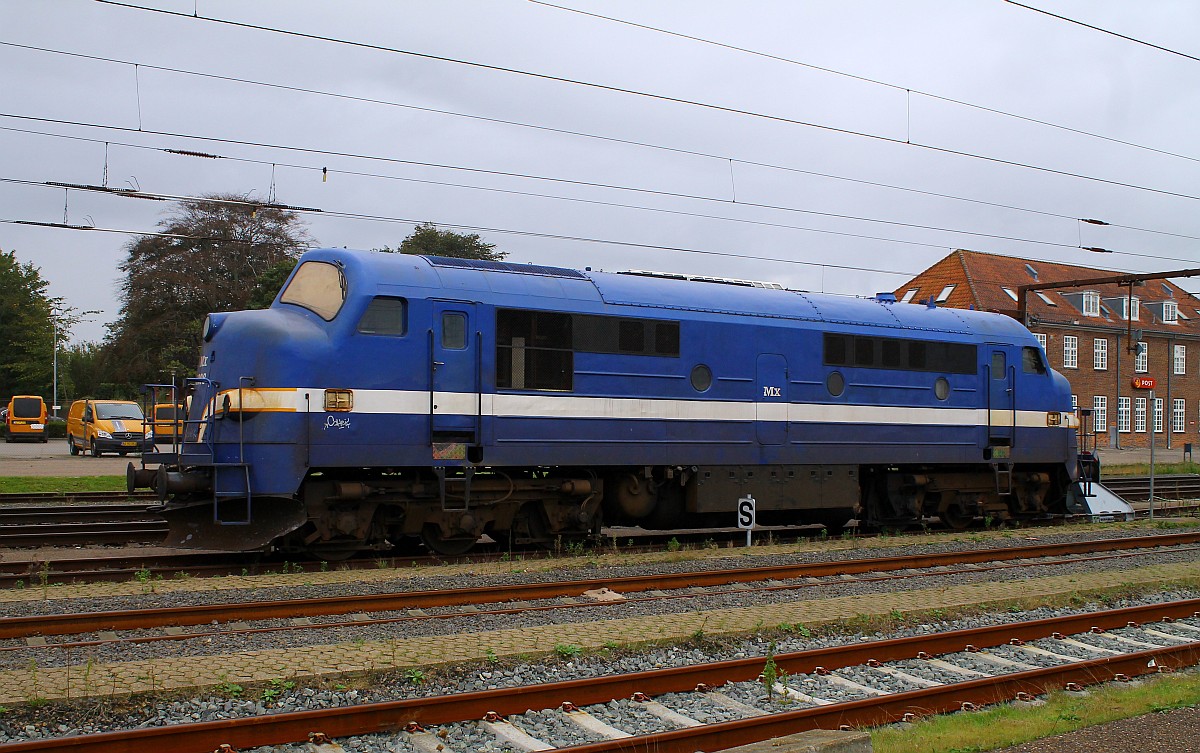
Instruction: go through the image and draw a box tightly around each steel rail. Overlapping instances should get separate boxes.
[8,541,1199,654]
[1,599,1196,753]
[2,531,1198,640]
[0,522,168,547]
[567,643,1200,752]
[0,504,159,524]
[0,491,157,505]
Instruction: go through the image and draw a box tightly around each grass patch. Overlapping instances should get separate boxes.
[1102,460,1200,476]
[0,476,128,494]
[873,671,1200,753]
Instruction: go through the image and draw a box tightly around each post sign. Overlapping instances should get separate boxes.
[737,495,756,547]
[1132,376,1156,390]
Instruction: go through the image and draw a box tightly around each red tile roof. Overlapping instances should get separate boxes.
[895,249,1200,334]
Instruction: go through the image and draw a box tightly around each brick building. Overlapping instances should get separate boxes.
[895,249,1200,449]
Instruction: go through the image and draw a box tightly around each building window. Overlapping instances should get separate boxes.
[1175,344,1186,375]
[1002,287,1018,302]
[1063,336,1078,368]
[1123,296,1139,320]
[1173,398,1186,433]
[1135,397,1147,432]
[1034,333,1047,350]
[1035,291,1057,306]
[1154,398,1164,433]
[1071,394,1078,412]
[900,288,918,303]
[1117,397,1131,433]
[1135,343,1148,373]
[1082,292,1100,316]
[1092,396,1107,434]
[1093,338,1108,370]
[1164,301,1179,323]
[936,285,955,303]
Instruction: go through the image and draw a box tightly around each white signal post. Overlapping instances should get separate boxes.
[737,495,756,547]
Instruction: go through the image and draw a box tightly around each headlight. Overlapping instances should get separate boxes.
[145,430,154,440]
[96,430,112,439]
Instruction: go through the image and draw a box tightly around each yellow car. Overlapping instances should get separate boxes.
[5,395,48,443]
[66,399,153,457]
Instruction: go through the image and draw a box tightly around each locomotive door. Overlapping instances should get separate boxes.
[430,301,480,448]
[756,353,788,445]
[987,348,1015,448]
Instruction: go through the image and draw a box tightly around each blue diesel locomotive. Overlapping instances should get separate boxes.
[131,249,1082,556]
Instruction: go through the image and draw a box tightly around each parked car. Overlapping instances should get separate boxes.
[5,395,48,443]
[66,399,153,457]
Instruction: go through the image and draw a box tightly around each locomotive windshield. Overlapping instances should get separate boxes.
[279,261,346,321]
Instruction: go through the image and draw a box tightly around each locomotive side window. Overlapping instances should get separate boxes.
[991,352,1006,378]
[573,315,680,357]
[357,297,407,336]
[441,313,467,350]
[824,333,975,375]
[1022,346,1047,374]
[279,261,346,321]
[497,309,573,391]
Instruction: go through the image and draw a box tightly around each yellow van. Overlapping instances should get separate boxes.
[151,402,185,444]
[66,399,153,457]
[5,395,48,443]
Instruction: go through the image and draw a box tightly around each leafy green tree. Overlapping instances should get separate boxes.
[0,249,53,401]
[379,222,505,261]
[246,258,299,310]
[106,194,311,390]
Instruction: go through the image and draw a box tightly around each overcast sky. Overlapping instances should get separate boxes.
[3,0,1199,344]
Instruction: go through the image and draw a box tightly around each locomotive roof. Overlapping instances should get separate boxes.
[304,249,1035,343]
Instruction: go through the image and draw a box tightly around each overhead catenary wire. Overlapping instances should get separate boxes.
[4,43,1199,252]
[9,119,1200,249]
[0,212,925,281]
[6,132,1196,267]
[5,174,1185,274]
[529,0,1200,165]
[2,38,1190,235]
[85,0,1200,206]
[1003,0,1200,64]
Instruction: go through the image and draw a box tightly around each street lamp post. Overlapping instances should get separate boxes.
[49,306,101,419]
[52,315,58,418]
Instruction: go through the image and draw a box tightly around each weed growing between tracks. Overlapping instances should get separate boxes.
[871,671,1200,753]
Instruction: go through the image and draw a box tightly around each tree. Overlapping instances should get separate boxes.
[380,222,505,261]
[106,194,311,389]
[0,249,53,401]
[246,258,299,310]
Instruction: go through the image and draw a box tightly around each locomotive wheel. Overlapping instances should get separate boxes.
[420,524,478,556]
[940,502,973,530]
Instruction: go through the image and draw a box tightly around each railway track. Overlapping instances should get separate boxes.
[4,531,1198,651]
[3,598,1197,753]
[1100,473,1200,501]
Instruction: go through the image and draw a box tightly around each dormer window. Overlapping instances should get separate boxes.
[1164,301,1178,323]
[1035,291,1057,306]
[1123,296,1140,320]
[1002,287,1018,302]
[1082,291,1100,316]
[936,285,955,303]
[900,288,918,303]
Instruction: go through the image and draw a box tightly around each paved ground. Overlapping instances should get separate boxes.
[0,438,149,477]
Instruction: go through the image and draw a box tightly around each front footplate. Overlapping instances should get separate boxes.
[155,496,307,551]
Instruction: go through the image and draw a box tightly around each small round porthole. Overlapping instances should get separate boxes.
[934,377,950,400]
[826,371,845,397]
[690,364,712,392]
